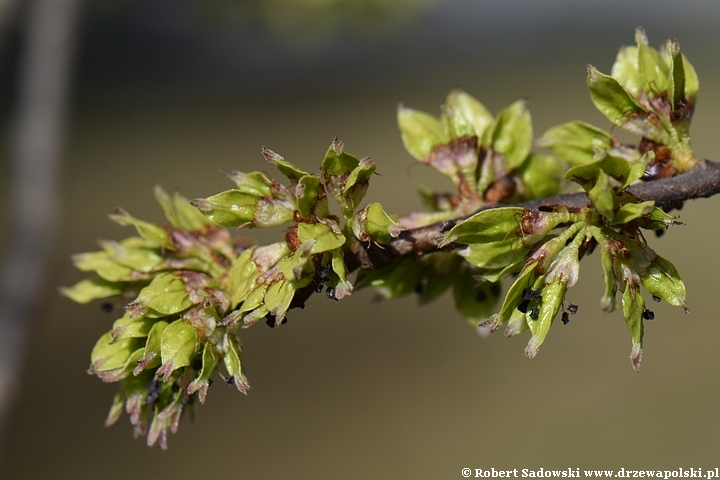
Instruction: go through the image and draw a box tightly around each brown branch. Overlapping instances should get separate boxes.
[348,158,720,273]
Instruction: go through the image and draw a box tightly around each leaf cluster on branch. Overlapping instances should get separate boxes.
[63,28,714,448]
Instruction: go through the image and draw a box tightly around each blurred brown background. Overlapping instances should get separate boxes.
[2,0,720,478]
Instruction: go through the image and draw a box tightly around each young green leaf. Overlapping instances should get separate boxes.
[153,185,213,231]
[158,319,198,380]
[191,190,258,227]
[442,89,494,139]
[262,146,308,181]
[487,100,532,170]
[60,277,124,304]
[539,121,612,166]
[109,208,172,249]
[129,272,193,318]
[636,27,669,96]
[443,207,523,246]
[223,332,250,394]
[134,320,169,375]
[586,65,644,126]
[622,283,645,372]
[90,331,144,374]
[397,106,449,160]
[187,343,220,403]
[297,222,346,254]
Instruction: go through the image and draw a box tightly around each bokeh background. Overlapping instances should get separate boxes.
[2,0,720,478]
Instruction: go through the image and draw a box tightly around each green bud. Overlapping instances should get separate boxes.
[157,319,198,381]
[485,100,532,170]
[350,202,403,244]
[187,343,220,403]
[586,65,644,127]
[589,30,698,173]
[147,385,185,449]
[89,331,144,377]
[241,305,269,328]
[640,255,688,311]
[252,242,290,272]
[191,190,258,227]
[71,251,136,282]
[595,233,618,312]
[228,248,259,309]
[679,51,699,102]
[458,237,529,271]
[484,262,539,331]
[611,200,655,226]
[587,169,620,220]
[153,185,213,231]
[295,174,328,218]
[227,170,273,197]
[443,207,523,246]
[565,151,650,192]
[111,312,155,342]
[446,207,581,249]
[504,309,529,338]
[539,121,612,166]
[182,303,220,341]
[344,157,376,209]
[636,27,669,96]
[665,40,684,110]
[611,44,640,97]
[105,390,126,427]
[127,272,193,318]
[109,208,171,249]
[278,248,311,282]
[515,153,562,200]
[442,89,494,139]
[263,279,295,322]
[60,277,124,304]
[330,249,353,300]
[253,196,295,227]
[397,105,449,160]
[473,257,528,284]
[262,146,308,181]
[322,137,361,176]
[622,282,645,372]
[297,222,346,254]
[101,239,163,273]
[239,284,269,314]
[222,332,250,394]
[525,280,565,359]
[134,320,168,375]
[637,207,685,230]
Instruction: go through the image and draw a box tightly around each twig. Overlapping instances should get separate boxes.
[348,159,720,272]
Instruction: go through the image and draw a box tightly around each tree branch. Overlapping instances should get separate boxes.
[349,159,720,272]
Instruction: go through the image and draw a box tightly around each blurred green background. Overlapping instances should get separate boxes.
[2,0,720,478]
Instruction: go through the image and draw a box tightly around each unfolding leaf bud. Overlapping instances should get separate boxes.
[350,203,403,244]
[157,319,198,381]
[187,343,220,403]
[191,190,258,227]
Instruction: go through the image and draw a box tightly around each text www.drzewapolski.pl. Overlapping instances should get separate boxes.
[461,468,720,479]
